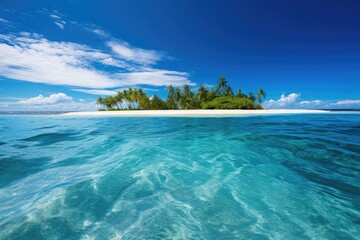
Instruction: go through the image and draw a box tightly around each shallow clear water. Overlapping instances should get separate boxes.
[0,114,359,239]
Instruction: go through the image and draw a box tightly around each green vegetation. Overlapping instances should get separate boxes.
[202,96,262,109]
[96,76,266,110]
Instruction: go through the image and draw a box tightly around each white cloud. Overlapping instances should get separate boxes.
[0,93,96,111]
[0,33,192,90]
[19,93,72,105]
[299,100,323,106]
[263,93,301,109]
[107,40,164,65]
[54,21,65,29]
[264,93,360,109]
[116,69,193,87]
[72,89,117,96]
[50,14,61,19]
[297,99,360,109]
[334,100,360,106]
[0,101,96,111]
[0,33,120,88]
[84,27,109,37]
[71,22,110,38]
[92,29,108,37]
[79,23,110,37]
[41,10,66,29]
[0,18,9,23]
[99,57,130,69]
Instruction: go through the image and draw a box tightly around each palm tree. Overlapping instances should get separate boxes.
[180,85,189,109]
[136,88,150,110]
[216,76,228,96]
[103,96,116,110]
[180,84,196,109]
[111,96,119,109]
[174,87,182,109]
[166,85,177,109]
[137,88,146,101]
[207,89,217,101]
[225,85,234,96]
[96,97,104,109]
[115,91,124,109]
[167,85,175,97]
[248,92,256,103]
[197,85,208,103]
[128,88,136,109]
[122,89,130,109]
[150,95,167,110]
[235,88,243,98]
[257,88,266,104]
[134,88,141,109]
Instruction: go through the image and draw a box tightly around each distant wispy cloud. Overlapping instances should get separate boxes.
[72,89,118,96]
[299,100,323,107]
[92,28,108,37]
[0,17,13,29]
[82,24,110,37]
[114,69,192,86]
[335,100,360,106]
[40,9,67,30]
[264,93,360,109]
[49,14,61,19]
[40,9,108,36]
[0,32,192,91]
[54,21,65,29]
[0,18,9,23]
[66,20,111,38]
[107,40,165,65]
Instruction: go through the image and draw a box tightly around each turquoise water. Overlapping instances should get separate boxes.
[0,114,359,239]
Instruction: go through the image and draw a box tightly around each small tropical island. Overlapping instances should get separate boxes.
[96,76,267,111]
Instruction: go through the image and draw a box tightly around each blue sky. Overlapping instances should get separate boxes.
[0,0,359,110]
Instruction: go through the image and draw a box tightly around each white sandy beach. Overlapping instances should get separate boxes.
[62,109,329,117]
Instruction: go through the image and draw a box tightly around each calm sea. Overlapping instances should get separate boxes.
[0,114,359,239]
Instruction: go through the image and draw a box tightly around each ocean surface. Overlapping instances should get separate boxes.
[0,114,359,239]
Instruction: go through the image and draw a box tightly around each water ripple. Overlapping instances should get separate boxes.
[0,114,359,239]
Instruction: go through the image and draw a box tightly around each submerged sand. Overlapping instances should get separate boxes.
[61,109,329,117]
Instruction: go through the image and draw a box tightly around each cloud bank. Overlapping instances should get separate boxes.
[0,93,96,111]
[264,93,360,109]
[263,93,301,109]
[19,93,72,105]
[0,32,193,93]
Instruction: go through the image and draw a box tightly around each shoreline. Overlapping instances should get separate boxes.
[61,109,329,117]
